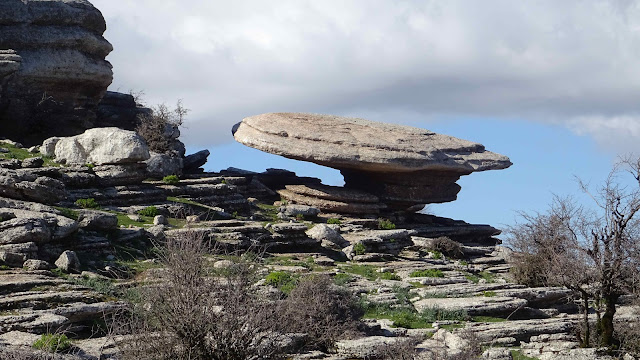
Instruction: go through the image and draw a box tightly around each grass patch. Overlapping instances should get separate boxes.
[511,350,539,360]
[341,264,384,281]
[482,291,497,297]
[430,251,443,260]
[75,198,99,209]
[362,302,468,329]
[0,265,10,270]
[409,269,444,278]
[265,271,298,294]
[256,203,279,222]
[333,273,354,286]
[54,207,79,220]
[72,275,118,298]
[327,218,342,225]
[472,316,507,323]
[379,272,401,281]
[0,142,60,167]
[115,213,153,227]
[33,333,71,353]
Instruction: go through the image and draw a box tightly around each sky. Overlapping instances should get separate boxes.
[92,0,640,230]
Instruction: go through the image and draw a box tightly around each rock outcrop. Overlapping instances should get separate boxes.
[233,113,512,210]
[0,0,113,146]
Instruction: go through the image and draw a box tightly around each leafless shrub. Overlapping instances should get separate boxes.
[280,274,363,352]
[429,237,464,259]
[136,101,188,153]
[113,231,287,360]
[375,336,421,360]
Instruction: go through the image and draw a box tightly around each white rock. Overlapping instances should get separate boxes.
[54,127,150,165]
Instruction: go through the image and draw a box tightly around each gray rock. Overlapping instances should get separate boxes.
[278,184,386,215]
[41,137,61,157]
[153,215,167,226]
[306,224,349,248]
[183,149,210,173]
[234,113,511,208]
[54,250,80,273]
[0,169,66,204]
[282,204,320,218]
[0,251,25,267]
[77,210,118,230]
[93,162,147,186]
[0,0,113,146]
[20,157,43,168]
[22,259,52,270]
[145,152,183,178]
[413,296,528,317]
[54,127,150,165]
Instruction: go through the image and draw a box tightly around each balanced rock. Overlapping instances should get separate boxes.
[233,113,512,209]
[0,0,113,146]
[53,127,150,165]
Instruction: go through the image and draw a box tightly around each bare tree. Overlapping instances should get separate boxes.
[508,158,640,349]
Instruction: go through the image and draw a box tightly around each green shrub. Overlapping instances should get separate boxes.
[482,291,497,297]
[327,218,342,225]
[353,243,366,256]
[75,198,99,209]
[378,219,396,230]
[409,269,444,278]
[465,271,496,284]
[137,206,159,217]
[430,251,443,260]
[295,214,305,221]
[265,271,297,294]
[33,333,71,353]
[162,175,180,185]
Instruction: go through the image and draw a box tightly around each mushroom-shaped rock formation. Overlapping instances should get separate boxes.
[233,113,512,210]
[0,0,113,146]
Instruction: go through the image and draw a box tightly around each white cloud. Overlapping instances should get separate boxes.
[92,0,640,152]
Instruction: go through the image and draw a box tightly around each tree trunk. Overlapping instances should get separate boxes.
[581,293,590,347]
[600,295,619,347]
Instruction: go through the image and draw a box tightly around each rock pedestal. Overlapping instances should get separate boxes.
[233,113,512,211]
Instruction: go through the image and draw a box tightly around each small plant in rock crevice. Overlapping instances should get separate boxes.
[33,333,71,353]
[353,242,366,256]
[378,218,396,230]
[75,198,99,209]
[162,175,180,185]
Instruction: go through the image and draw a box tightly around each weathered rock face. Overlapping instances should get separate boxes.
[0,0,113,146]
[53,127,150,165]
[233,113,512,210]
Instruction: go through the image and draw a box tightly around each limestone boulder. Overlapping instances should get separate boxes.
[145,152,183,178]
[54,127,150,165]
[234,113,512,209]
[55,250,80,273]
[0,0,114,146]
[183,149,210,173]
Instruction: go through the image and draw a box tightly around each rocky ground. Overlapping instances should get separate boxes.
[0,138,636,360]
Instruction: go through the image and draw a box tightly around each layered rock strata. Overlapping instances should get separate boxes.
[233,113,512,210]
[0,0,113,145]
